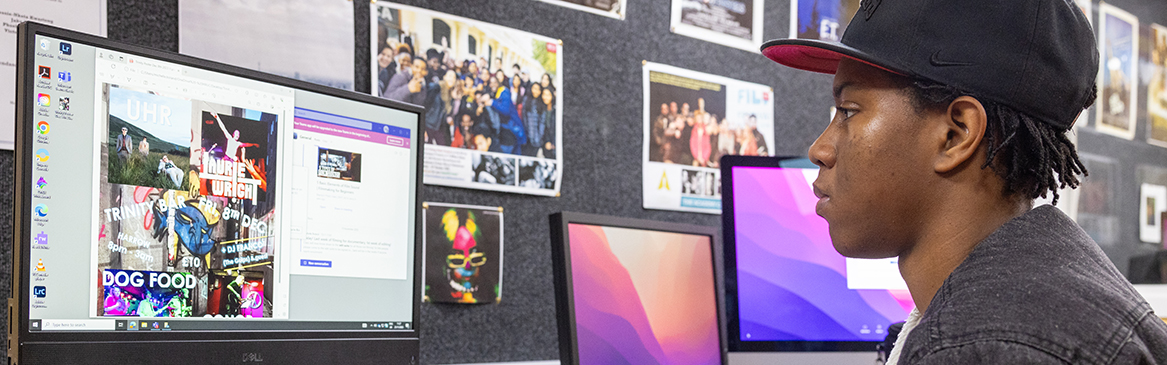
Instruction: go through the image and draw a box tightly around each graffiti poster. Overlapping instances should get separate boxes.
[373,2,563,196]
[96,83,279,319]
[422,203,503,304]
[642,62,774,214]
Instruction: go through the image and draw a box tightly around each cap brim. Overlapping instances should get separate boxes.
[761,38,909,76]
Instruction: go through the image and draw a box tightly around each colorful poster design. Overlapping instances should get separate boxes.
[536,0,625,20]
[1140,183,1167,243]
[789,0,860,42]
[567,223,720,365]
[1097,3,1139,140]
[670,0,764,52]
[96,83,279,319]
[642,62,774,214]
[179,0,355,90]
[372,3,563,197]
[1145,24,1167,147]
[422,203,503,304]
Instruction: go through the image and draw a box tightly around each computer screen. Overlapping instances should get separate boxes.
[550,212,727,365]
[14,23,421,363]
[721,156,913,352]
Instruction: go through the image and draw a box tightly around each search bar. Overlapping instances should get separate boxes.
[294,108,373,130]
[42,319,116,331]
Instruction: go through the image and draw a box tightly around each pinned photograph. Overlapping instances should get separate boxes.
[1140,183,1167,243]
[422,203,503,304]
[372,2,563,196]
[1077,154,1120,246]
[643,62,774,214]
[789,0,860,41]
[1145,23,1167,147]
[536,0,624,20]
[671,0,764,52]
[1096,3,1139,140]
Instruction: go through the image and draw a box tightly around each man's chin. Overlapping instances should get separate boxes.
[831,241,897,259]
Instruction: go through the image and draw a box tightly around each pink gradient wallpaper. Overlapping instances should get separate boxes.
[568,224,721,365]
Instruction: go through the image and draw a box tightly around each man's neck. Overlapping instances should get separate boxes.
[898,192,1031,314]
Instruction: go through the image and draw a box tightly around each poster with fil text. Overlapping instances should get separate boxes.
[372,2,563,196]
[643,62,774,214]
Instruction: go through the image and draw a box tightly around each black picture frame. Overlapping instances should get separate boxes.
[549,211,729,365]
[719,155,885,352]
[12,21,425,364]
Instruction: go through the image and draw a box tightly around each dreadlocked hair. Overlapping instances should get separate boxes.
[905,79,1094,206]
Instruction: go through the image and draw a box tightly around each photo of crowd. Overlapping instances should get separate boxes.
[647,73,769,168]
[375,6,560,159]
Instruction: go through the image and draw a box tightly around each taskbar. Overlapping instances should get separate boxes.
[29,319,413,332]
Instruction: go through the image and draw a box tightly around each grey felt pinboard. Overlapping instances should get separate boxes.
[2,0,1167,364]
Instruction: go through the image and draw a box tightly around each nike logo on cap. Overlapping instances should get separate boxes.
[929,50,975,67]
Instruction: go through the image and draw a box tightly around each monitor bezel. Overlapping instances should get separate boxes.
[549,211,729,365]
[720,155,888,352]
[12,21,425,352]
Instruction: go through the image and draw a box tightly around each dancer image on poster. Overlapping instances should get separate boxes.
[209,113,260,163]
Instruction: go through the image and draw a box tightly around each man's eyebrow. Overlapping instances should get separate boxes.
[833,81,854,100]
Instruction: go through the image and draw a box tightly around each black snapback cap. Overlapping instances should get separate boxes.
[762,0,1098,130]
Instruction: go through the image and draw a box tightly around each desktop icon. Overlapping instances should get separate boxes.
[37,93,50,107]
[33,229,47,244]
[34,204,48,218]
[37,66,50,79]
[33,231,48,246]
[59,97,70,111]
[35,259,45,272]
[36,177,47,189]
[33,286,46,298]
[128,321,138,330]
[152,322,159,329]
[38,39,49,50]
[36,121,50,135]
[59,42,72,55]
[35,149,50,162]
[57,71,71,82]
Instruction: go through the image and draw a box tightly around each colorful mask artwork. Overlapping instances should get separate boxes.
[423,203,503,304]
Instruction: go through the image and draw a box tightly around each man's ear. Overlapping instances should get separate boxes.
[935,95,987,173]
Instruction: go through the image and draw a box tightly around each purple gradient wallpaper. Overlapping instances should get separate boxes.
[568,224,721,365]
[731,166,914,342]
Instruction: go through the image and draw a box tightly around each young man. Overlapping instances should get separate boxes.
[761,0,1167,363]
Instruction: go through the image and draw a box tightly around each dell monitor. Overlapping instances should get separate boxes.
[720,155,914,353]
[549,212,728,365]
[11,22,423,364]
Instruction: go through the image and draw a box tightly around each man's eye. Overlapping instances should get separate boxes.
[836,107,857,119]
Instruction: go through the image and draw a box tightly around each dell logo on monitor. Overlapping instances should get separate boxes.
[241,352,263,362]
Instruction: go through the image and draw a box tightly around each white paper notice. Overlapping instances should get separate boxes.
[1,0,107,150]
[179,0,355,90]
